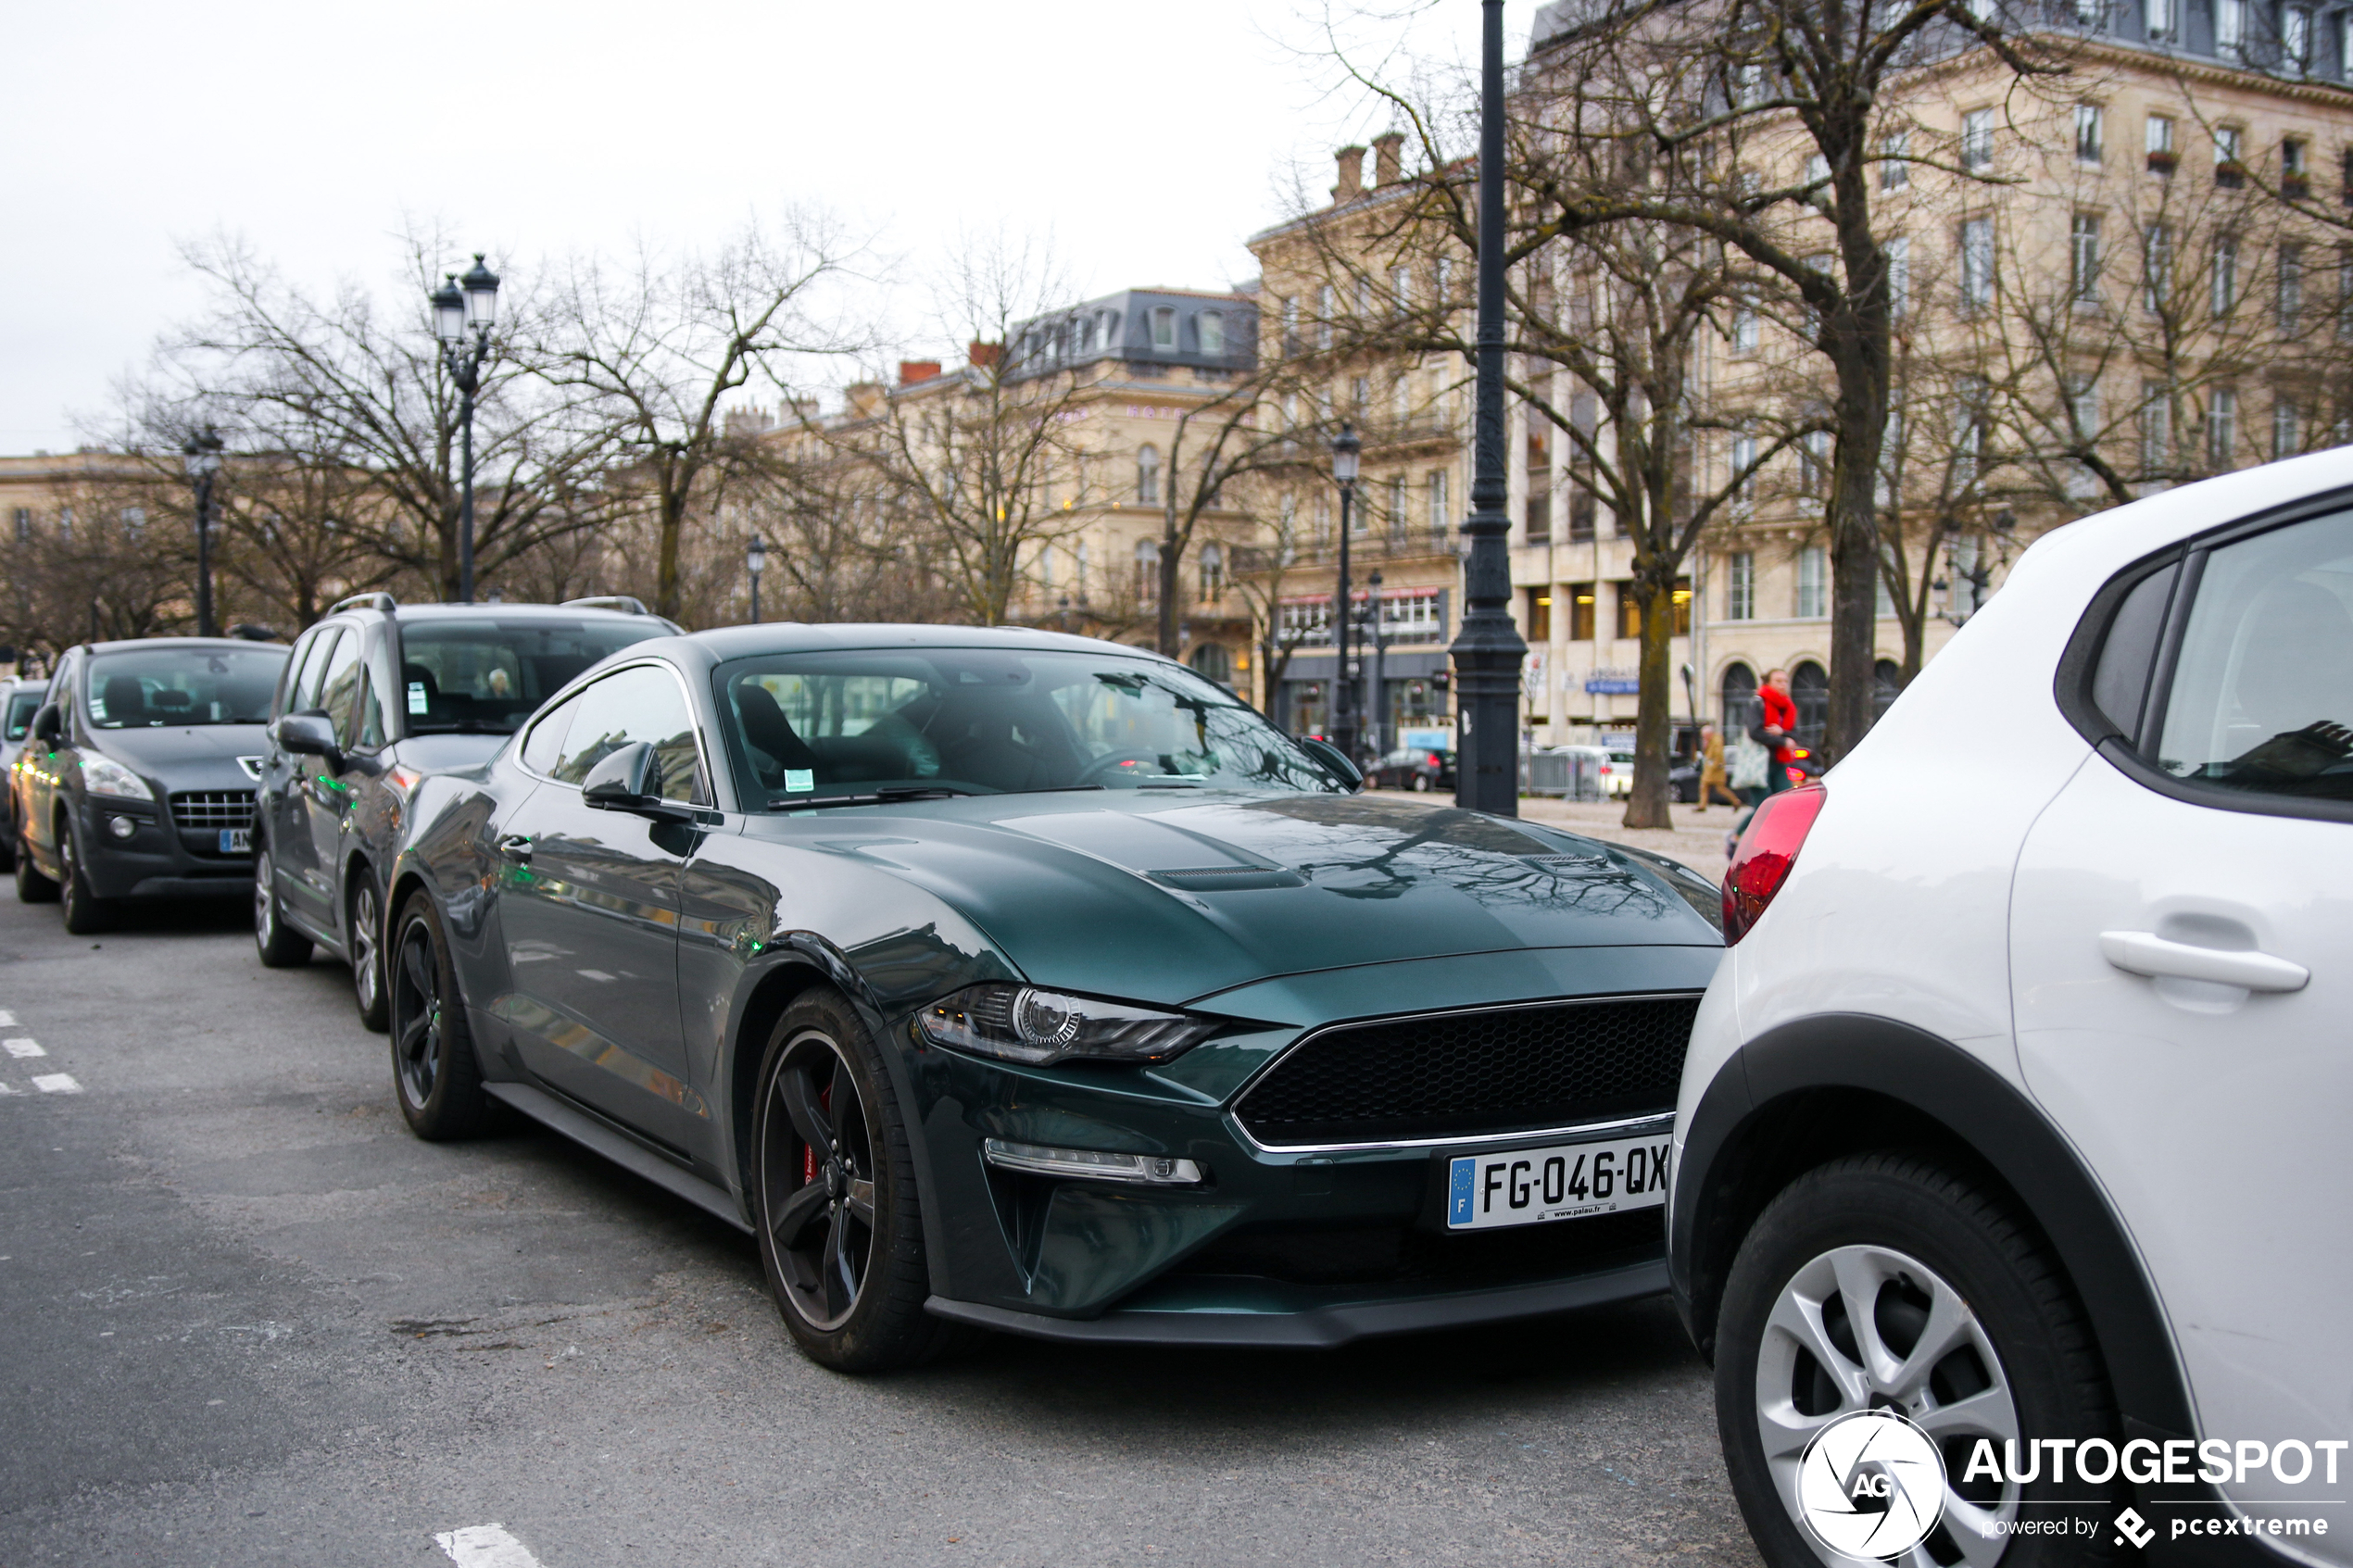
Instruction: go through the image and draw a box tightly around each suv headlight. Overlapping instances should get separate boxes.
[916,984,1219,1066]
[82,755,154,802]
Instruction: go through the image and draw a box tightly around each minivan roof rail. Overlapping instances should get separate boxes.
[560,596,653,616]
[327,592,399,615]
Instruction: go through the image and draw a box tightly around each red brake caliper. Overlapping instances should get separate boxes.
[801,1080,830,1186]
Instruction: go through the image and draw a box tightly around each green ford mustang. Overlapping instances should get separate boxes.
[376,623,1724,1371]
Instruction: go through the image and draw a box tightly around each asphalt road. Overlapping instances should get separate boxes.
[0,889,1762,1568]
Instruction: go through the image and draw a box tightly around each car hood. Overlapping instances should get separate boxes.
[90,724,271,790]
[761,790,1719,1008]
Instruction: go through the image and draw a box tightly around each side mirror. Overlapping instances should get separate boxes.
[1299,735,1364,792]
[272,711,339,762]
[31,704,62,746]
[581,741,693,822]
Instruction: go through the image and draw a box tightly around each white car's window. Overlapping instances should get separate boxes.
[2156,510,2353,803]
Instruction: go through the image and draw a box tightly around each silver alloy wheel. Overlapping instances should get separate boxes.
[350,880,380,1013]
[1755,1244,2020,1567]
[254,851,276,942]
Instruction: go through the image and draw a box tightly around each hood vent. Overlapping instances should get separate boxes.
[1148,865,1308,892]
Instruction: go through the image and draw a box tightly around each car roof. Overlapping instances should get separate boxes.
[81,636,290,655]
[334,602,669,626]
[662,622,1184,671]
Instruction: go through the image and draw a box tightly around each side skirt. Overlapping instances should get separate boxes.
[484,1081,752,1236]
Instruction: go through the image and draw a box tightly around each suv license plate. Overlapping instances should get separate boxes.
[220,827,251,854]
[1446,1133,1671,1231]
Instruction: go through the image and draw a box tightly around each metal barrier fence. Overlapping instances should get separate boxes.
[1522,748,1601,800]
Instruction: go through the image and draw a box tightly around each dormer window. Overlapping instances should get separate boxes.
[1199,310,1225,358]
[1101,308,1123,349]
[2284,6,2312,68]
[2144,0,2171,39]
[2215,0,2244,55]
[1151,307,1176,350]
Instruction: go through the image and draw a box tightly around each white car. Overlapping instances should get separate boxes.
[1674,450,2353,1566]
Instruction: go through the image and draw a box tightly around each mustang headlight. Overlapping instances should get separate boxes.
[82,755,154,802]
[916,984,1218,1066]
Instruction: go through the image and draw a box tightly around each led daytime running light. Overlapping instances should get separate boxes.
[982,1137,1202,1185]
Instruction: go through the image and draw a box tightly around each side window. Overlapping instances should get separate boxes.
[2089,563,2178,740]
[519,691,583,775]
[547,665,703,801]
[352,670,386,751]
[2153,509,2353,803]
[293,628,343,715]
[317,633,365,749]
[274,632,318,720]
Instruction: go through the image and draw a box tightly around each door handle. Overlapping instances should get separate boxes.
[2098,931,2309,993]
[497,834,534,862]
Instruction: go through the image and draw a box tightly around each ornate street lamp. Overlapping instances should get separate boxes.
[1329,422,1361,761]
[747,534,769,623]
[181,426,224,638]
[432,253,500,603]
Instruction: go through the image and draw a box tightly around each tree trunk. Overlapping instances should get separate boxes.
[1822,351,1888,764]
[656,492,686,621]
[1621,573,1677,830]
[1158,514,1182,656]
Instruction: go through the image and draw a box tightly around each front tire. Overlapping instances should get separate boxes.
[1715,1153,2118,1568]
[751,990,951,1373]
[347,869,388,1031]
[1413,772,1432,792]
[15,824,57,903]
[253,845,312,968]
[57,820,115,935]
[387,891,492,1140]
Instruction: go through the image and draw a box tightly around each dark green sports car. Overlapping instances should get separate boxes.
[382,624,1723,1371]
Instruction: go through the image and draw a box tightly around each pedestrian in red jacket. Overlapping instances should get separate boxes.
[1755,668,1799,795]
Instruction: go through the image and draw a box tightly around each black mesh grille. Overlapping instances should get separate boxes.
[170,791,256,833]
[1235,995,1699,1147]
[1172,1209,1664,1290]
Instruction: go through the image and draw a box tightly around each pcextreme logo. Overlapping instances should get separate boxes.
[1797,1410,1946,1560]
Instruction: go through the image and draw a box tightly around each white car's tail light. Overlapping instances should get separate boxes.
[1722,783,1828,944]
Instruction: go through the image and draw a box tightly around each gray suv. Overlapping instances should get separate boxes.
[253,594,673,1027]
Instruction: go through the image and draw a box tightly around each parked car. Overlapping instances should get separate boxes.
[384,625,1724,1372]
[1366,745,1453,792]
[0,677,50,867]
[1668,757,1699,804]
[1677,450,2353,1564]
[14,638,291,933]
[1599,747,1636,797]
[252,594,673,1028]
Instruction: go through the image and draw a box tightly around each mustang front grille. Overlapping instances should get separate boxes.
[170,790,257,834]
[1233,994,1700,1148]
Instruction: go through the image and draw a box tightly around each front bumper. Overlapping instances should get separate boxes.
[907,944,1719,1345]
[73,798,250,900]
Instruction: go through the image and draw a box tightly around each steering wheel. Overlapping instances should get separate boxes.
[1076,749,1166,785]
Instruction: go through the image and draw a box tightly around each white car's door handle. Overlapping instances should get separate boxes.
[2098,931,2310,993]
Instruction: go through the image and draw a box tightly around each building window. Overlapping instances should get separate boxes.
[2208,388,2236,470]
[1795,546,1829,618]
[1134,539,1161,600]
[2279,243,2304,332]
[1614,583,1642,641]
[1427,469,1449,535]
[2141,382,2172,471]
[1730,303,1758,353]
[1387,475,1407,542]
[1151,307,1176,350]
[1199,544,1225,599]
[1721,663,1760,733]
[1726,551,1755,620]
[2284,5,2313,66]
[2283,138,2309,196]
[2213,126,2243,185]
[2216,0,2244,54]
[1313,495,1332,546]
[10,508,29,541]
[1961,108,1995,170]
[2212,234,2239,316]
[1434,257,1452,304]
[1799,429,1831,494]
[1526,587,1553,642]
[1381,590,1443,640]
[1734,62,1766,107]
[1075,541,1089,601]
[2340,244,2353,342]
[1960,217,1994,308]
[1199,310,1225,358]
[1567,583,1597,640]
[2071,213,2102,302]
[1189,643,1233,685]
[1350,374,1369,412]
[1955,376,1990,486]
[1887,235,1911,320]
[2145,0,2172,36]
[1137,444,1161,505]
[2144,222,2173,312]
[1390,266,1412,315]
[1279,297,1297,356]
[1315,285,1335,350]
[2146,113,2175,172]
[1730,433,1758,516]
[2272,398,2300,459]
[1881,132,1909,189]
[2075,104,2104,163]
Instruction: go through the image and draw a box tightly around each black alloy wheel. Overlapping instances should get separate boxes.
[57,818,115,935]
[387,891,491,1140]
[253,844,312,968]
[752,991,954,1372]
[15,824,57,903]
[347,871,388,1031]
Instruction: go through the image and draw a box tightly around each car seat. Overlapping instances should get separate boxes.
[102,675,149,727]
[733,682,821,785]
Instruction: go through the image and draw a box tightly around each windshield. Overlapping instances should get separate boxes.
[5,689,44,742]
[713,647,1345,808]
[87,647,286,729]
[396,619,661,735]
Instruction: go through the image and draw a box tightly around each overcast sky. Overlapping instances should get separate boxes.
[5,0,1541,454]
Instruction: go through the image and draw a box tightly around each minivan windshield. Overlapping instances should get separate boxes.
[713,647,1344,808]
[396,619,661,735]
[6,688,45,741]
[87,647,287,729]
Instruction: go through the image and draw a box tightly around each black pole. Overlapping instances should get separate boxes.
[1451,0,1528,814]
[749,568,761,625]
[194,470,216,639]
[458,377,477,605]
[1333,481,1355,759]
[1368,572,1388,759]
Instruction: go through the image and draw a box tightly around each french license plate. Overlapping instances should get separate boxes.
[1446,1133,1671,1231]
[220,827,251,854]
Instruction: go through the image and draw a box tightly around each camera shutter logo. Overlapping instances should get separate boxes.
[1796,1409,1947,1560]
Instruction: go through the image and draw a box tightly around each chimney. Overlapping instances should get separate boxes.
[1372,132,1404,187]
[1331,144,1367,204]
[898,359,941,387]
[844,382,885,420]
[968,339,1002,370]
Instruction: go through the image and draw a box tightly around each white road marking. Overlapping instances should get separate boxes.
[4,1037,45,1058]
[0,1010,19,1026]
[0,1083,18,1096]
[31,1074,81,1094]
[434,1524,547,1567]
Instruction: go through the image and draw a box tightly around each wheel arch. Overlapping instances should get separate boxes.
[1671,1011,2195,1438]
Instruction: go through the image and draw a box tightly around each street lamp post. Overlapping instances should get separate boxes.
[747,535,768,623]
[181,426,224,638]
[1366,570,1389,760]
[431,254,501,604]
[1450,0,1529,814]
[1329,423,1361,761]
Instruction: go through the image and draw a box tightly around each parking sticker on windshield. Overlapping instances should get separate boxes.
[784,770,813,793]
[408,682,429,715]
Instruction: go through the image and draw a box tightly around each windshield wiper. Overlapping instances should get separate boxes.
[766,784,976,810]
